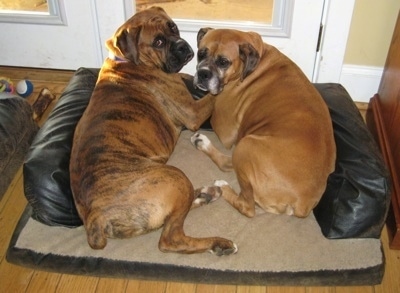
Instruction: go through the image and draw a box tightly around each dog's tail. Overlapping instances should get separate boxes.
[85,216,107,249]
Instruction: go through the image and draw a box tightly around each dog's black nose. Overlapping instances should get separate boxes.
[173,40,194,61]
[197,69,212,82]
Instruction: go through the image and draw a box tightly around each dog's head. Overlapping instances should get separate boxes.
[194,28,264,95]
[106,7,194,73]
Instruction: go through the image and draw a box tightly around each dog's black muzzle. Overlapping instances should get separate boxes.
[195,68,213,91]
[166,39,194,73]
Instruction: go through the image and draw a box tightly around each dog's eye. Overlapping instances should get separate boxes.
[197,49,208,61]
[168,22,178,33]
[153,37,166,48]
[216,57,231,68]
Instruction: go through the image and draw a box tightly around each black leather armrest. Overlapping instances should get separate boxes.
[24,68,99,226]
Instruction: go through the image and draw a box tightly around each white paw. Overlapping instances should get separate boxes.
[191,133,211,150]
[214,180,229,187]
[194,186,222,206]
[232,243,238,254]
[208,242,238,256]
[193,197,205,206]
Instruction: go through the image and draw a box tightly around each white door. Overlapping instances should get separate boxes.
[0,0,354,82]
[0,0,127,70]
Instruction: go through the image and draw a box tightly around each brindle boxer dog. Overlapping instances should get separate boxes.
[69,8,237,255]
[191,28,336,218]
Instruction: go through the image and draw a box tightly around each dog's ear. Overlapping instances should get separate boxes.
[239,43,260,81]
[114,26,142,64]
[197,27,213,47]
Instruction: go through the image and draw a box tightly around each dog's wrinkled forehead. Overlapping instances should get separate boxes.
[198,31,240,61]
[197,29,263,59]
[198,44,236,62]
[131,8,175,32]
[127,7,170,26]
[139,16,180,42]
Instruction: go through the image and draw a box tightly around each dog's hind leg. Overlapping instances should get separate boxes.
[157,167,237,255]
[159,207,238,255]
[191,133,233,172]
[85,213,108,249]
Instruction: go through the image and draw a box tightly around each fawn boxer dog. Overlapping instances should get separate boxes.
[69,8,237,255]
[191,28,336,218]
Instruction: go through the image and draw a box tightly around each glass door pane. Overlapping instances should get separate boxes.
[0,0,48,12]
[0,0,65,25]
[136,0,273,24]
[135,0,290,37]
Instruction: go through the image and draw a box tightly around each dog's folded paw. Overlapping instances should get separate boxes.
[193,185,222,207]
[209,241,238,256]
[214,180,229,187]
[191,132,211,150]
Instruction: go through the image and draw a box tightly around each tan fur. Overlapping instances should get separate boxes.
[192,28,336,218]
[69,8,237,255]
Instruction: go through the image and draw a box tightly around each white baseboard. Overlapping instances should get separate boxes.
[339,65,383,103]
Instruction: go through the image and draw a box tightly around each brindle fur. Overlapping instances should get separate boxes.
[70,8,237,255]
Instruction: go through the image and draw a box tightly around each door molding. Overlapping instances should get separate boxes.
[314,0,356,82]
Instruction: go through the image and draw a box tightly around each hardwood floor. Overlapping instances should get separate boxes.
[1,66,400,293]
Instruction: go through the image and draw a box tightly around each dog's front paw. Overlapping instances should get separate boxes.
[191,133,211,151]
[214,180,229,187]
[210,241,238,256]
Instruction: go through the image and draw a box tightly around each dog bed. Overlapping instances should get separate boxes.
[7,68,390,285]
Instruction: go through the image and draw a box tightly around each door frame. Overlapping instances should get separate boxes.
[313,0,355,82]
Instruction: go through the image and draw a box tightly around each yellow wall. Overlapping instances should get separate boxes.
[344,0,400,67]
